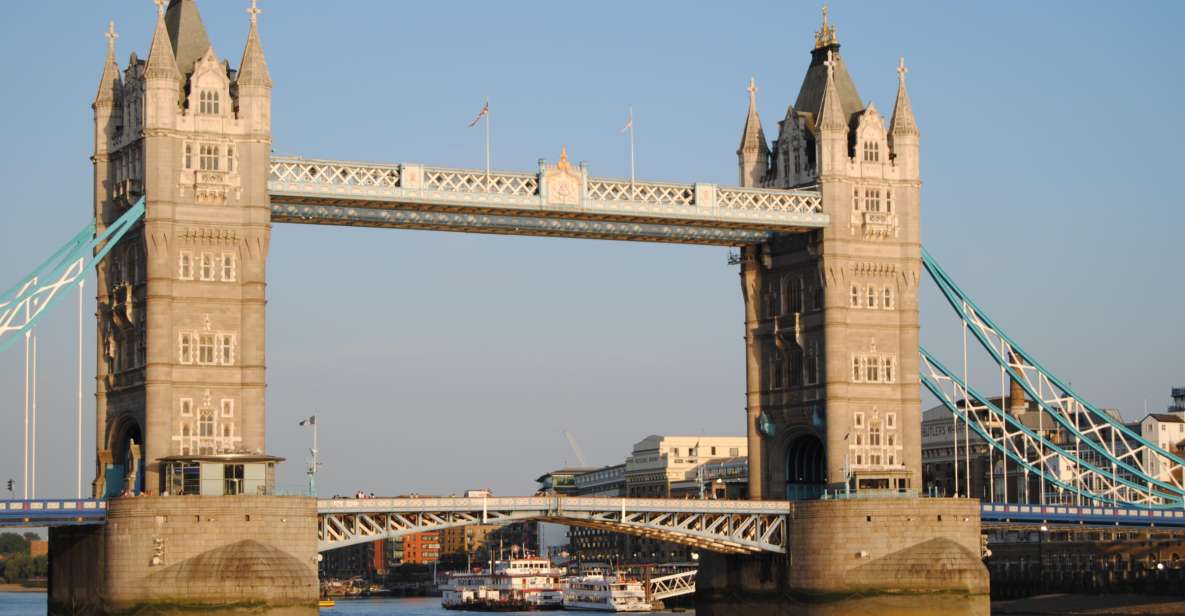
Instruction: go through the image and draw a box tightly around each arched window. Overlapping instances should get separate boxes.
[199,409,214,438]
[199,90,221,115]
[869,423,882,446]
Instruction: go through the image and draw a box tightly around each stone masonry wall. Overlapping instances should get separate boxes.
[49,496,318,615]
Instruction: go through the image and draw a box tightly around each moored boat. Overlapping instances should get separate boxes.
[441,556,565,611]
[563,573,651,612]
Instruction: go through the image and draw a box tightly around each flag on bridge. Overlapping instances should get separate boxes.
[299,415,316,426]
[468,101,490,127]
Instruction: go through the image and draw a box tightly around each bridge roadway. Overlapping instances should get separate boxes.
[11,497,1185,551]
[267,157,827,245]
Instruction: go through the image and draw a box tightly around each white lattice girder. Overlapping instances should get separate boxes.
[316,496,789,554]
[649,570,697,601]
[269,157,827,234]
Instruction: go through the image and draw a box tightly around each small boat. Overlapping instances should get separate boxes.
[563,574,651,612]
[318,598,336,608]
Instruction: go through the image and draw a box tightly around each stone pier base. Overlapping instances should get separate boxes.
[696,498,990,615]
[48,496,319,616]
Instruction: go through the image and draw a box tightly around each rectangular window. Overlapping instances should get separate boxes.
[179,252,193,280]
[200,145,221,171]
[221,253,236,282]
[180,398,193,417]
[226,146,236,173]
[867,286,876,308]
[179,333,193,364]
[200,253,215,281]
[221,399,234,418]
[866,356,879,382]
[851,285,860,308]
[729,447,739,457]
[883,287,894,309]
[886,189,893,213]
[219,334,235,365]
[184,143,193,170]
[887,413,897,429]
[199,334,216,365]
[883,357,894,383]
[852,187,861,211]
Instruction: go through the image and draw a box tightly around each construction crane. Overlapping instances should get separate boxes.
[563,430,589,467]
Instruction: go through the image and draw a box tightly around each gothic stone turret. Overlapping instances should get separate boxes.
[92,0,273,496]
[736,12,921,500]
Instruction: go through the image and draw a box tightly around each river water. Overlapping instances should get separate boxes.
[0,592,993,615]
[0,593,673,615]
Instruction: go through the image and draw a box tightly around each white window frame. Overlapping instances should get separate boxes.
[179,251,194,280]
[220,398,234,418]
[198,409,215,438]
[883,286,894,310]
[178,332,193,364]
[218,334,235,366]
[850,284,860,308]
[854,412,865,428]
[199,253,215,281]
[198,333,216,365]
[180,398,194,417]
[221,253,236,282]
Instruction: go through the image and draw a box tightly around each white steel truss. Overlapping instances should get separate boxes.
[316,496,788,554]
[649,569,697,601]
[268,157,826,239]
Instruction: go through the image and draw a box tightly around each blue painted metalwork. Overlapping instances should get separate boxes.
[920,349,1160,507]
[0,199,145,354]
[0,499,107,528]
[922,247,1185,504]
[981,502,1185,528]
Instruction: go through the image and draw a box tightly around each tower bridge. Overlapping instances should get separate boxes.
[1,1,1178,614]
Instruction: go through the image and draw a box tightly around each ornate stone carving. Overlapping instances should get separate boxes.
[544,147,582,207]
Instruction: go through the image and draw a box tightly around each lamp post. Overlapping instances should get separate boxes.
[300,415,318,496]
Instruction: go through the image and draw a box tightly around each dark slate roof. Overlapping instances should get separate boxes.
[166,0,212,77]
[794,44,864,131]
[1147,413,1185,423]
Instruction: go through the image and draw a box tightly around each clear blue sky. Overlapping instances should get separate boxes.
[0,2,1182,499]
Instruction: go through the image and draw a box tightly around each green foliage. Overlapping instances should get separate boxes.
[0,532,29,556]
[0,552,46,582]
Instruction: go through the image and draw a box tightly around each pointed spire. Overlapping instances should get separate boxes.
[738,76,770,156]
[816,51,847,133]
[145,0,181,81]
[94,21,122,106]
[814,4,838,50]
[890,56,918,136]
[165,0,213,77]
[237,0,272,88]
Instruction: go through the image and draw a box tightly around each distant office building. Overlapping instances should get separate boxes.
[1171,387,1185,414]
[671,456,749,499]
[625,435,746,498]
[625,435,746,564]
[440,524,498,569]
[570,464,626,563]
[535,468,597,556]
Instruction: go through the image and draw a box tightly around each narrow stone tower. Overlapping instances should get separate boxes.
[92,0,272,496]
[736,8,922,500]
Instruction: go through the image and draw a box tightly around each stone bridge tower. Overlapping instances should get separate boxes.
[92,0,272,495]
[737,10,921,500]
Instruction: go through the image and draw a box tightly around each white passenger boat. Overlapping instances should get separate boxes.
[441,557,565,611]
[563,574,652,612]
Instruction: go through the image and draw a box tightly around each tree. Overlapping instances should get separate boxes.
[22,532,39,542]
[0,532,28,556]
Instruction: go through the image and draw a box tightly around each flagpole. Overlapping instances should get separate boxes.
[628,107,635,184]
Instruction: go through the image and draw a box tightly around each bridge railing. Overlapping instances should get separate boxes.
[0,499,107,527]
[269,157,826,230]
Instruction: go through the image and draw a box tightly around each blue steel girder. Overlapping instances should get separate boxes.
[268,157,826,245]
[0,199,145,353]
[922,248,1185,506]
[316,496,788,554]
[0,499,108,528]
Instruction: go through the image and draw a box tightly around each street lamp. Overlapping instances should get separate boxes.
[299,415,318,496]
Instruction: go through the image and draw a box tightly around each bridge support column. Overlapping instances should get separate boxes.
[695,498,989,614]
[48,497,318,616]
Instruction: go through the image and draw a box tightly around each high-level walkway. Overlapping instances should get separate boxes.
[268,157,827,245]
